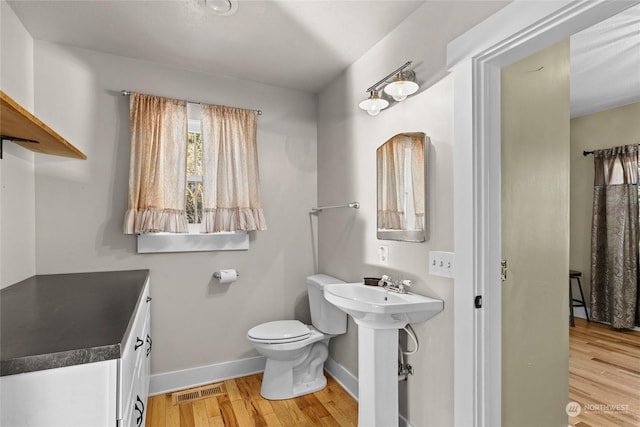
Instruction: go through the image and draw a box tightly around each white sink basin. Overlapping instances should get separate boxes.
[324,283,443,329]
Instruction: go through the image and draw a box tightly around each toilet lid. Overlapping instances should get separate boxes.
[248,320,311,343]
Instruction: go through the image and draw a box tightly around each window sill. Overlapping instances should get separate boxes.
[136,231,249,254]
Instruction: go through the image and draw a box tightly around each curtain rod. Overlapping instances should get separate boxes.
[583,150,594,156]
[121,90,262,115]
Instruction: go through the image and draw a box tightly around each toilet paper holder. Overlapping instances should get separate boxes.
[213,270,239,279]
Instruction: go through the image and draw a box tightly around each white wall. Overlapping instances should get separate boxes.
[316,2,507,425]
[0,0,36,288]
[31,41,318,375]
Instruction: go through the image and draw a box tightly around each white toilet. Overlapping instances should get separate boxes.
[247,274,348,400]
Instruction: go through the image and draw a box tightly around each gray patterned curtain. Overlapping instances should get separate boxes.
[590,144,640,328]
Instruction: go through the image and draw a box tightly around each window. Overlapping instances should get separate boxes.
[186,113,204,230]
[125,92,265,252]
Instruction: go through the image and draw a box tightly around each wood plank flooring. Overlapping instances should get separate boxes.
[569,317,640,427]
[145,373,358,427]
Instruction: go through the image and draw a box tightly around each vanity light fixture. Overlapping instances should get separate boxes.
[384,71,419,102]
[358,90,389,116]
[205,0,238,15]
[358,61,418,116]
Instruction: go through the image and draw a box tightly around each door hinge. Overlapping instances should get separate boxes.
[501,259,508,282]
[474,295,482,309]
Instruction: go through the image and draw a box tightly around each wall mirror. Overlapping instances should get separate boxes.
[377,132,428,242]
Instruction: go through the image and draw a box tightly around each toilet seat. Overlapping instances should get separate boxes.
[247,320,311,344]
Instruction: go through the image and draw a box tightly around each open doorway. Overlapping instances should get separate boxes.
[567,6,640,425]
[449,1,640,426]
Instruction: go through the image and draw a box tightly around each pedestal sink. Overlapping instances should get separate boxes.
[324,283,443,427]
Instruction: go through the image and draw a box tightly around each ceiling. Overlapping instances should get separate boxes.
[7,0,430,94]
[570,3,640,118]
[6,0,515,94]
[6,0,640,115]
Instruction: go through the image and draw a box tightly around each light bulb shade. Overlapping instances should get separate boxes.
[384,74,419,102]
[359,92,389,116]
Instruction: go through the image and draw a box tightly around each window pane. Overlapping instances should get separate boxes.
[186,181,203,224]
[194,132,202,176]
[196,181,203,223]
[187,132,203,177]
[187,129,203,225]
[186,181,196,223]
[187,132,196,176]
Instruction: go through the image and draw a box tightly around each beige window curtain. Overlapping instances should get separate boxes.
[377,134,405,230]
[200,104,267,232]
[124,93,188,234]
[409,135,425,230]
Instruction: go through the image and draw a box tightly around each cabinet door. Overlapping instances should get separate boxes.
[120,280,151,427]
[132,306,152,427]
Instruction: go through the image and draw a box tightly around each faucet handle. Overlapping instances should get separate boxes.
[379,275,392,288]
[399,279,412,293]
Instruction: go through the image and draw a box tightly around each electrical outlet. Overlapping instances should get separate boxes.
[378,245,389,266]
[429,251,455,278]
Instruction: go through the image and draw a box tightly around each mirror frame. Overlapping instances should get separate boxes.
[377,132,429,242]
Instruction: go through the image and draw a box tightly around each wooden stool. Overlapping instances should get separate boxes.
[569,270,590,327]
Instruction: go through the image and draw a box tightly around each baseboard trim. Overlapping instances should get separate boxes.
[149,356,266,396]
[574,310,640,332]
[324,357,358,400]
[572,307,590,320]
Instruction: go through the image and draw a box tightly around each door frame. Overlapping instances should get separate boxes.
[447,1,640,426]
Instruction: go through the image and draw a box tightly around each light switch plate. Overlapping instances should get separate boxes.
[378,245,389,266]
[429,251,455,278]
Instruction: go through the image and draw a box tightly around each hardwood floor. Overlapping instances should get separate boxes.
[145,372,358,427]
[569,317,640,427]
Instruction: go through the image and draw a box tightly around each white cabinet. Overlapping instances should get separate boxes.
[120,282,152,427]
[0,279,151,427]
[0,359,118,427]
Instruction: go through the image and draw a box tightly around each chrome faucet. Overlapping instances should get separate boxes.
[378,275,412,294]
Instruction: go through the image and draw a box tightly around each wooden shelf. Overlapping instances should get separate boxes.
[0,90,86,159]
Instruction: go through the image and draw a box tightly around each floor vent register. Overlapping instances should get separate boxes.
[171,382,226,405]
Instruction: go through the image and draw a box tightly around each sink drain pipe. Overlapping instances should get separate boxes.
[398,324,419,381]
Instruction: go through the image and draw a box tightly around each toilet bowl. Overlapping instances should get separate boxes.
[247,275,348,400]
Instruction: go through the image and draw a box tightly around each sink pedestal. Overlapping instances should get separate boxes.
[323,283,444,427]
[358,327,399,427]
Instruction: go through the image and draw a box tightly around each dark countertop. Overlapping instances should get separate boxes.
[1,270,149,376]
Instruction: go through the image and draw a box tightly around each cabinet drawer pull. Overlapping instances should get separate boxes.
[146,334,152,357]
[135,337,144,351]
[134,395,145,427]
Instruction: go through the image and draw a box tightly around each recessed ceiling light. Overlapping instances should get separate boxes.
[205,0,238,16]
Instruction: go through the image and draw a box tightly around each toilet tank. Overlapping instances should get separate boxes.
[306,274,348,335]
